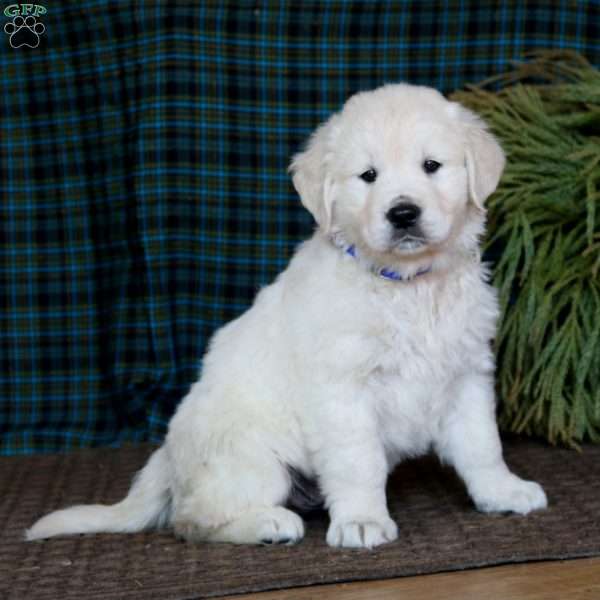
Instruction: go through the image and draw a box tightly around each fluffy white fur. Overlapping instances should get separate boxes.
[27,84,547,549]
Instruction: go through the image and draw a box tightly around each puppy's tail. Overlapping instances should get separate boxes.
[25,446,171,541]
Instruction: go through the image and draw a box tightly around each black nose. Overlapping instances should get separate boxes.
[386,203,421,229]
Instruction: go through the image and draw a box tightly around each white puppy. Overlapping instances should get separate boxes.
[27,84,547,549]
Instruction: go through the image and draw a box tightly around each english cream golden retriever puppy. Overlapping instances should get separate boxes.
[27,84,547,549]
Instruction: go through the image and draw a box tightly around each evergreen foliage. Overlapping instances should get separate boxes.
[452,51,600,447]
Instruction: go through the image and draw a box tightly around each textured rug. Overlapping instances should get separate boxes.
[2,438,599,599]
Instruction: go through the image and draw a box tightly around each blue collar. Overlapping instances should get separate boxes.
[331,235,432,282]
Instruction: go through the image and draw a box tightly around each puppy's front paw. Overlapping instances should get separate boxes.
[472,474,547,515]
[326,516,398,549]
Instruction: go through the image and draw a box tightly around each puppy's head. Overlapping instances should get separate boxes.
[290,84,504,265]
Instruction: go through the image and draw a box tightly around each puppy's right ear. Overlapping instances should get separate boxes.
[289,115,339,232]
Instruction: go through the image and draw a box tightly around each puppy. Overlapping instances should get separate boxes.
[27,84,547,549]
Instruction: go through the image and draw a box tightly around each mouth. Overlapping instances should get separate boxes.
[392,235,428,252]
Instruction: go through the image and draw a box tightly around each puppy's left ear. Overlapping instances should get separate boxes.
[289,115,339,232]
[450,103,506,210]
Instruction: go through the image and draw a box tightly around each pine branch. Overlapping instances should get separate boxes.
[451,51,600,447]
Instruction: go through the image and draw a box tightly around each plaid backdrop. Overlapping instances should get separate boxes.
[1,1,599,454]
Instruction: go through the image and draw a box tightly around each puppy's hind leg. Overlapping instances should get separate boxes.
[206,506,304,545]
[171,445,304,545]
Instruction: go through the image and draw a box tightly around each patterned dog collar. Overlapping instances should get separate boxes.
[331,234,431,282]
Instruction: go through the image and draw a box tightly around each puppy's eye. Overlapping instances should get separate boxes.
[359,169,377,183]
[423,159,442,174]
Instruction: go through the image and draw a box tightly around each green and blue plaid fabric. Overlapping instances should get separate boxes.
[1,1,599,454]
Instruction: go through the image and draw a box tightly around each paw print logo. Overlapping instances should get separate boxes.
[4,15,45,48]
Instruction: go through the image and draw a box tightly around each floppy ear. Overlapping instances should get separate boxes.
[289,115,339,232]
[450,104,506,210]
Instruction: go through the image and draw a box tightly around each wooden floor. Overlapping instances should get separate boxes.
[224,557,600,600]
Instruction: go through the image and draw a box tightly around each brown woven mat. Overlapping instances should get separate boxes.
[1,438,599,599]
